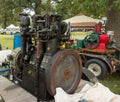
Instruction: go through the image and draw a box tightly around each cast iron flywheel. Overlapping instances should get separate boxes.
[46,49,82,96]
[84,33,99,49]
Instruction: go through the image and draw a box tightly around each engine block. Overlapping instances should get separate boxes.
[8,13,82,101]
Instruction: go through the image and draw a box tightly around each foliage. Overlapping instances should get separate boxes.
[53,0,85,19]
[1,0,120,28]
[80,0,108,18]
[0,0,54,28]
[53,0,120,19]
[41,0,56,14]
[0,0,20,28]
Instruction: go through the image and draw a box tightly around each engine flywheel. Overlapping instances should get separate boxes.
[45,49,82,96]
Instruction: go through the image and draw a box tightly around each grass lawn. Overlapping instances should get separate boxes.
[0,33,120,95]
[99,71,120,94]
[0,34,14,50]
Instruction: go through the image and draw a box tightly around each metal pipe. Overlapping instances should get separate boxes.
[36,41,42,102]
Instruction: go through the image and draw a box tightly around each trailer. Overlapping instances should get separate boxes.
[77,48,119,79]
[70,22,120,79]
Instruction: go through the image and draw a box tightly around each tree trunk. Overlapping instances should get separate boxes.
[106,0,120,47]
[3,16,7,29]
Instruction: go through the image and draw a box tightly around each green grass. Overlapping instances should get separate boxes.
[99,71,120,94]
[0,35,14,50]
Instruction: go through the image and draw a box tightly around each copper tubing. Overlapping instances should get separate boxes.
[36,41,41,59]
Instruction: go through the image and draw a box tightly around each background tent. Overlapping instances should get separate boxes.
[6,24,20,34]
[6,24,16,29]
[64,14,103,28]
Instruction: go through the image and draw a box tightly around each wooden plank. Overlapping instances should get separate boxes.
[0,76,36,102]
[0,76,93,102]
[78,48,116,54]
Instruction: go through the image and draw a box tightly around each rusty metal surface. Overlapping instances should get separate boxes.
[46,49,82,96]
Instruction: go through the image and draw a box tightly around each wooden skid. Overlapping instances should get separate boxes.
[0,76,93,102]
[78,48,116,54]
[0,76,36,102]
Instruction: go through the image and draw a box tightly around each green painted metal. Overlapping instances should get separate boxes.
[76,40,84,48]
[83,33,99,49]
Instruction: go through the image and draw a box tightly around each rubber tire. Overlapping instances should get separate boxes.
[85,59,108,79]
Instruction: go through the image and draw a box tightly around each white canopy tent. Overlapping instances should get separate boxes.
[64,14,103,28]
[6,24,20,34]
[6,24,16,28]
[6,24,20,29]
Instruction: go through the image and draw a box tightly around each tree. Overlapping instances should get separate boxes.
[78,0,120,47]
[0,0,20,28]
[106,0,120,46]
[41,0,55,14]
[53,0,84,19]
[0,0,55,28]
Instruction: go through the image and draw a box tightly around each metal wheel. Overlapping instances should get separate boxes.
[46,49,82,96]
[11,47,22,70]
[84,33,99,49]
[85,59,108,79]
[87,63,102,76]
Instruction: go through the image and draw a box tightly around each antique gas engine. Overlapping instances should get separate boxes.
[9,13,82,101]
[83,22,109,50]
